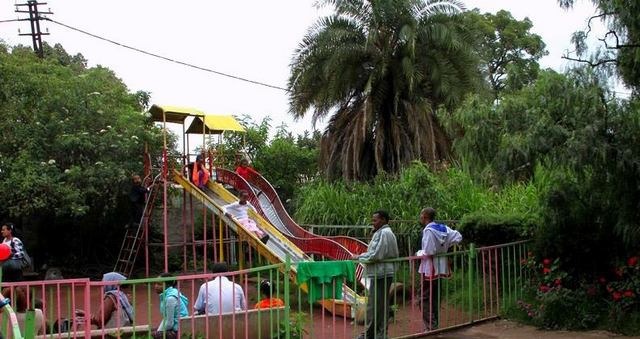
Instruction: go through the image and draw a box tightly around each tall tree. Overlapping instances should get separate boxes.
[451,67,640,253]
[559,0,640,92]
[461,9,547,100]
[288,0,479,180]
[0,42,164,267]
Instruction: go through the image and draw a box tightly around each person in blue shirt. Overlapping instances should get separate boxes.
[153,273,189,339]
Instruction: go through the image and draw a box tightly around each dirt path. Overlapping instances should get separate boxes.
[435,320,640,339]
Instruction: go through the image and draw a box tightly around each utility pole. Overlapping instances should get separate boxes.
[15,1,53,58]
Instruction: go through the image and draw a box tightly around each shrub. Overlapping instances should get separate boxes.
[511,253,640,334]
[458,212,534,246]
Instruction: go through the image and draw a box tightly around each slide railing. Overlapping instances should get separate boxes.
[215,168,368,286]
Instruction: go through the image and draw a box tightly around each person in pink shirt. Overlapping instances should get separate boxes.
[222,190,269,244]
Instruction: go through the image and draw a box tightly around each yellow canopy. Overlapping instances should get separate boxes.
[149,104,206,124]
[185,115,245,134]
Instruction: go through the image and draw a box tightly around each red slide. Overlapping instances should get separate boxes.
[215,168,369,285]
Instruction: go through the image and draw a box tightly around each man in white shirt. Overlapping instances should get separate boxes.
[194,263,247,315]
[416,207,462,331]
[222,190,269,244]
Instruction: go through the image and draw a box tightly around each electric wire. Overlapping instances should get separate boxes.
[43,17,290,92]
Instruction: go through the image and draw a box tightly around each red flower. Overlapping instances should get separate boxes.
[612,291,622,301]
[628,256,638,267]
[539,285,550,293]
[606,285,614,293]
[623,290,635,298]
[586,286,597,296]
[554,278,562,286]
[598,276,607,284]
[614,267,624,278]
[542,258,552,266]
[542,267,551,275]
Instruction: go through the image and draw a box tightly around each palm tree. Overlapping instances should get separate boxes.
[288,0,479,180]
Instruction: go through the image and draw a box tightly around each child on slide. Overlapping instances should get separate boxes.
[222,190,269,244]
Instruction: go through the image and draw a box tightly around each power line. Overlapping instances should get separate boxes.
[0,18,21,23]
[43,18,289,92]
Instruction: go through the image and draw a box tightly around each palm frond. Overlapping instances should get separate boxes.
[290,0,478,180]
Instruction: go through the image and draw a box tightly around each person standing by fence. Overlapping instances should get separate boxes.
[416,207,462,331]
[153,273,189,339]
[1,223,29,282]
[353,210,399,339]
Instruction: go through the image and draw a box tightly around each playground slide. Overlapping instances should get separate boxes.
[214,168,369,284]
[172,170,365,317]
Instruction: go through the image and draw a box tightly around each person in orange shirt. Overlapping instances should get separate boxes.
[254,280,284,309]
[192,154,210,189]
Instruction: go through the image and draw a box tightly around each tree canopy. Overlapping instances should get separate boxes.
[559,0,640,92]
[288,0,480,180]
[0,42,163,266]
[461,9,547,99]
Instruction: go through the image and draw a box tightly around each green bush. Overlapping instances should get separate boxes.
[294,162,541,239]
[458,212,534,246]
[511,253,640,334]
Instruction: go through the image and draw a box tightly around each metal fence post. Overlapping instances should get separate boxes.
[284,255,291,339]
[468,243,476,322]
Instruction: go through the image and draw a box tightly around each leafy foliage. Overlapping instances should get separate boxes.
[457,212,534,246]
[294,162,540,249]
[288,0,480,180]
[0,42,163,267]
[448,69,609,184]
[252,130,319,204]
[510,254,640,334]
[461,9,547,99]
[211,116,320,203]
[559,0,640,91]
[216,115,271,167]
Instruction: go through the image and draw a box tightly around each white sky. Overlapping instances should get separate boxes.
[0,0,605,139]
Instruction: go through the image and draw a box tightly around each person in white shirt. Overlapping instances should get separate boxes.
[222,190,269,244]
[416,207,462,331]
[2,286,46,335]
[194,263,247,315]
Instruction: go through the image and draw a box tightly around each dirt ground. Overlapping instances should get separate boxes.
[435,319,640,339]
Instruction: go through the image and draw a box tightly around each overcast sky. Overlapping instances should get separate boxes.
[0,0,604,138]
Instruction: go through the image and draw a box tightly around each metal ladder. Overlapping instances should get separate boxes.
[113,173,161,277]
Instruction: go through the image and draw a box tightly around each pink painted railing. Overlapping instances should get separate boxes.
[0,240,529,339]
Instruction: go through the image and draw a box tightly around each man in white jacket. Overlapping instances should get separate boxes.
[416,207,462,331]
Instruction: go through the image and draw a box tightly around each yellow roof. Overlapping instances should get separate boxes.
[185,115,245,134]
[149,104,206,123]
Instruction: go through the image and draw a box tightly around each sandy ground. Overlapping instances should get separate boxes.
[435,319,640,339]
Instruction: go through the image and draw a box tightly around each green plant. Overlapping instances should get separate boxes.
[606,256,640,314]
[515,255,606,329]
[458,212,534,246]
[271,312,308,339]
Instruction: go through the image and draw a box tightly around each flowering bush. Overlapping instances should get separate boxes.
[513,253,640,333]
[522,254,567,295]
[516,254,602,329]
[606,256,640,311]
